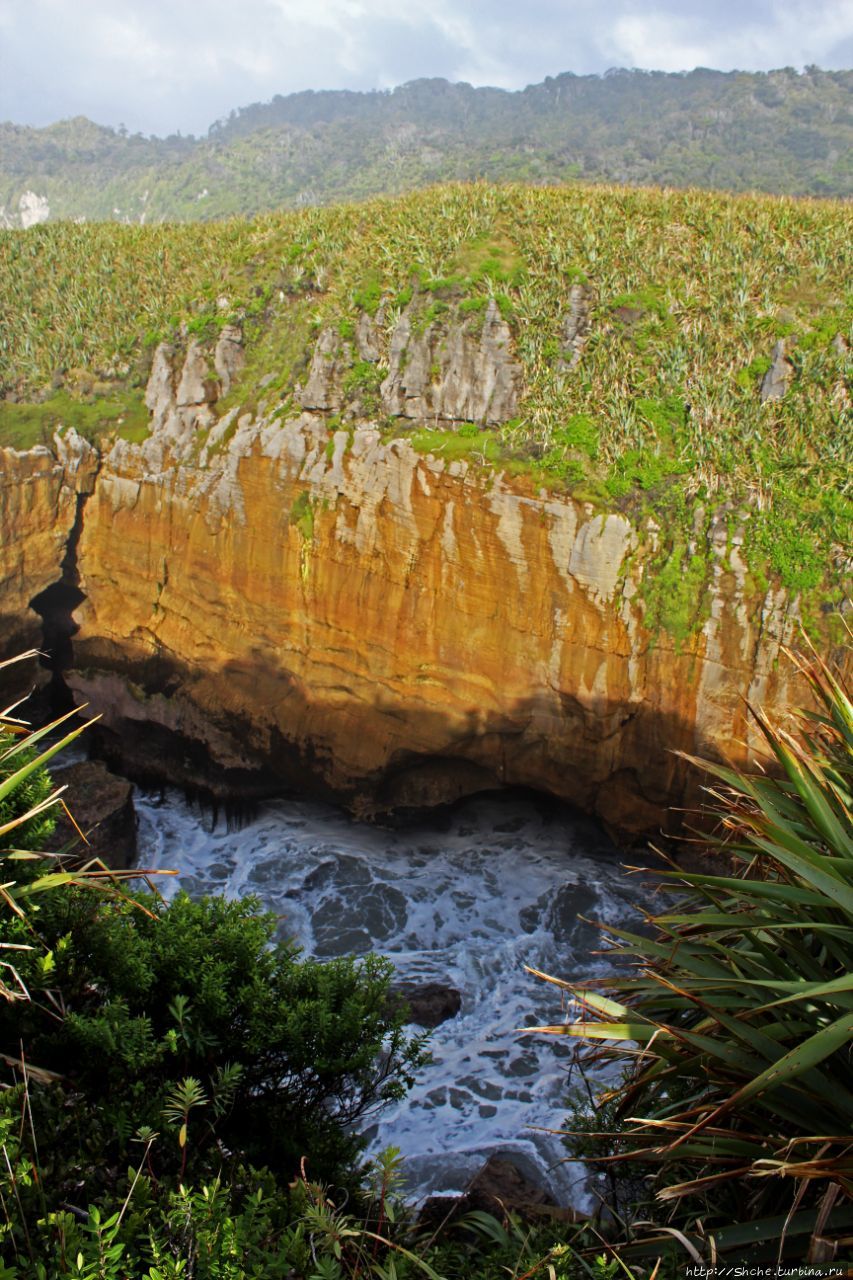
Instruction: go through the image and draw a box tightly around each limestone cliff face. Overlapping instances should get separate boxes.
[0,333,822,839]
[0,431,98,676]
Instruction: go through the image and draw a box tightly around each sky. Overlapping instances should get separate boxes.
[1,0,851,138]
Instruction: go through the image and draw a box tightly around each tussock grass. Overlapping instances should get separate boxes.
[0,182,849,608]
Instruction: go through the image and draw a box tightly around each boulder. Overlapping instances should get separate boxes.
[390,982,462,1028]
[418,1156,583,1231]
[466,1155,556,1216]
[760,339,794,402]
[48,760,137,870]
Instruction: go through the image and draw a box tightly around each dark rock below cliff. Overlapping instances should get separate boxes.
[389,982,462,1028]
[466,1155,556,1215]
[49,760,137,870]
[419,1155,583,1229]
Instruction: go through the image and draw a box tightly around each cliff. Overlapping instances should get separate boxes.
[0,432,98,671]
[0,334,816,840]
[1,184,847,839]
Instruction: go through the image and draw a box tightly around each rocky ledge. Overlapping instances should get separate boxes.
[48,760,137,870]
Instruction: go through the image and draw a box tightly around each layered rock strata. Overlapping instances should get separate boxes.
[0,326,829,840]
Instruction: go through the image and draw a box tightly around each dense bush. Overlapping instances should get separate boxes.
[0,1129,599,1280]
[0,885,428,1200]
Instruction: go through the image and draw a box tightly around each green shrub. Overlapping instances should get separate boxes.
[605,446,684,496]
[0,1126,597,1279]
[752,511,825,593]
[353,275,383,316]
[343,360,384,412]
[735,354,772,390]
[0,888,428,1200]
[554,414,599,460]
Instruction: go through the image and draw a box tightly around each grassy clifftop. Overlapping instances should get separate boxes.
[1,181,850,626]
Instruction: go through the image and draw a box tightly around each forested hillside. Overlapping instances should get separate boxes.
[1,66,850,226]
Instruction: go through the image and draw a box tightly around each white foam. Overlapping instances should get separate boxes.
[136,789,653,1207]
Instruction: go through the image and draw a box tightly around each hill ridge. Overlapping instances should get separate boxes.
[1,66,850,224]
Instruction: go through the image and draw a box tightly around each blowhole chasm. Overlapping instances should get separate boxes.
[136,783,656,1207]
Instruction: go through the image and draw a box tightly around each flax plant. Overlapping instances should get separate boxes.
[529,644,853,1262]
[0,652,161,1004]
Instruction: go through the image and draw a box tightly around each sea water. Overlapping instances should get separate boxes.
[136,787,655,1206]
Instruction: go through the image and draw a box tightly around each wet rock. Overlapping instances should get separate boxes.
[48,760,137,870]
[760,339,794,402]
[390,982,462,1028]
[418,1156,583,1230]
[312,881,407,952]
[466,1155,556,1216]
[417,1196,462,1232]
[544,882,598,944]
[378,758,500,812]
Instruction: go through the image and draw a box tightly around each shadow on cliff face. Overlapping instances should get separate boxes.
[0,488,91,722]
[28,580,86,715]
[64,641,714,846]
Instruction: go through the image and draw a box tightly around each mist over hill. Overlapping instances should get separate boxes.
[1,65,851,225]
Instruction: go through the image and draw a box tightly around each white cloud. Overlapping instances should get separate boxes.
[609,1,853,73]
[0,0,850,136]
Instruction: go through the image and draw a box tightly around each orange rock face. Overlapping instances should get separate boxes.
[0,433,98,690]
[0,335,831,841]
[25,410,802,841]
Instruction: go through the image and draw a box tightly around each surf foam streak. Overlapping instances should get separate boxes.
[136,788,651,1205]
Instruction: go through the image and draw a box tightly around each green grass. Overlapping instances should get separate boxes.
[408,426,502,464]
[0,389,149,449]
[289,490,315,541]
[0,181,849,631]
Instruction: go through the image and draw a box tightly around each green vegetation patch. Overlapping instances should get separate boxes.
[289,489,316,541]
[408,425,501,464]
[343,359,384,413]
[642,538,711,648]
[736,353,773,390]
[0,388,149,449]
[352,271,383,315]
[450,232,526,289]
